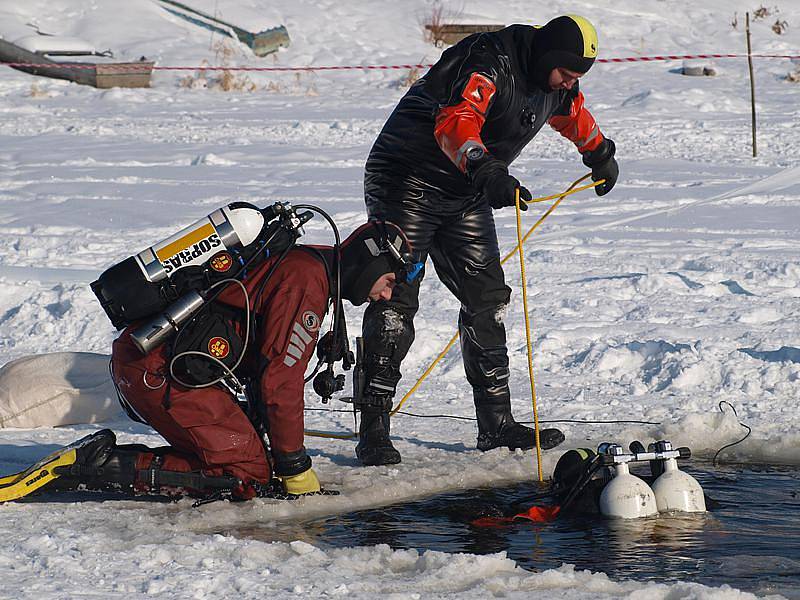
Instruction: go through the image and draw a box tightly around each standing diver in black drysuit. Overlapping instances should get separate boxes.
[355,15,620,465]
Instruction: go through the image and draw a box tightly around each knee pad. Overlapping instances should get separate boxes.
[460,324,511,389]
[360,307,414,408]
[363,305,416,357]
[363,354,402,403]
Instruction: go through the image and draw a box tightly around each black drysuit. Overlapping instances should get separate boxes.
[360,24,607,442]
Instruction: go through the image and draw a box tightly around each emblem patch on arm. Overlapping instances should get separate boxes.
[462,72,495,115]
[283,313,321,367]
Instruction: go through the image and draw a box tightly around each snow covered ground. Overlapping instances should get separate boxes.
[0,0,798,597]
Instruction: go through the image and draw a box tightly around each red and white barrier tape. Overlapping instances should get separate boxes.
[1,53,798,72]
[597,52,799,63]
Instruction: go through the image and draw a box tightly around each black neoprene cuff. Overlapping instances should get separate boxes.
[582,138,616,168]
[272,448,313,477]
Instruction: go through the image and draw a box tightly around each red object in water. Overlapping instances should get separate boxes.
[470,505,561,527]
[469,516,516,528]
[513,505,561,522]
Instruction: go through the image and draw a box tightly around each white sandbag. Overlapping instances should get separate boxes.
[0,352,122,428]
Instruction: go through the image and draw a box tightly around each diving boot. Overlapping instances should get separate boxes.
[475,393,564,452]
[477,421,565,452]
[50,429,140,492]
[356,408,401,466]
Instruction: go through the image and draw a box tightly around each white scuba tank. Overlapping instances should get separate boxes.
[135,204,265,282]
[92,202,308,351]
[651,457,706,513]
[599,462,658,519]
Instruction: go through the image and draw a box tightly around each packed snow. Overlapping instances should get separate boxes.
[0,0,798,597]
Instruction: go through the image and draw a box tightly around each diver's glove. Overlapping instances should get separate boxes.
[470,158,531,211]
[277,468,321,495]
[582,137,618,196]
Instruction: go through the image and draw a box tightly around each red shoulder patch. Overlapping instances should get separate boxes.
[461,72,495,115]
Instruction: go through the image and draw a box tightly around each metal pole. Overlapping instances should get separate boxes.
[746,12,757,157]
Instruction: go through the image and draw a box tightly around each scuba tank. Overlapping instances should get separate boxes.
[139,203,266,277]
[92,202,309,353]
[597,443,658,519]
[92,202,271,329]
[649,441,706,513]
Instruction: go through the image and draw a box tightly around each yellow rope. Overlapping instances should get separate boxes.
[302,429,358,440]
[390,335,459,416]
[306,174,600,440]
[515,187,543,481]
[523,179,598,204]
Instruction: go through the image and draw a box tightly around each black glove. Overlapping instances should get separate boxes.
[582,138,618,196]
[471,158,531,211]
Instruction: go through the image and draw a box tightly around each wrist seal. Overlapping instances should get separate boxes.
[272,448,312,477]
[582,138,616,168]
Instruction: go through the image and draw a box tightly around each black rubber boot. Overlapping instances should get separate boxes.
[474,393,564,452]
[477,421,565,452]
[356,407,401,466]
[51,429,141,492]
[353,329,407,467]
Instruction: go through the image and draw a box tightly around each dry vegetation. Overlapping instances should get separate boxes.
[423,2,448,47]
[27,83,52,98]
[178,40,317,94]
[771,18,788,35]
[751,5,788,34]
[420,1,464,47]
[731,5,789,34]
[179,41,257,91]
[396,65,422,88]
[751,5,773,19]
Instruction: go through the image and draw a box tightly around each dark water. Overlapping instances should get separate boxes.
[243,463,800,598]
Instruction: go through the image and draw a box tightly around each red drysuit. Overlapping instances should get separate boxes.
[110,248,329,491]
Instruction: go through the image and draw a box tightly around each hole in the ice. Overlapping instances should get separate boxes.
[234,463,800,598]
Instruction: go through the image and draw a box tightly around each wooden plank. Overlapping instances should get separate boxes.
[0,39,153,89]
[429,24,506,33]
[425,23,505,45]
[94,62,155,88]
